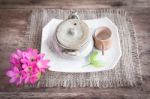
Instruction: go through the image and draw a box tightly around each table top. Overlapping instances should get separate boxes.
[0,0,150,98]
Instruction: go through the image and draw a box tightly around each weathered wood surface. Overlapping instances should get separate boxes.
[0,0,150,98]
[0,0,150,8]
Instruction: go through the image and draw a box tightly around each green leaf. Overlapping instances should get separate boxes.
[87,50,106,68]
[82,50,106,68]
[88,50,99,63]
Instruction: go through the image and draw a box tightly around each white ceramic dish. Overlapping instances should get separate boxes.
[41,17,122,72]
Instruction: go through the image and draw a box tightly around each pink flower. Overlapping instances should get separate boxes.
[37,60,49,73]
[10,49,24,68]
[22,61,38,72]
[24,48,39,62]
[6,67,23,85]
[6,48,50,86]
[23,71,40,84]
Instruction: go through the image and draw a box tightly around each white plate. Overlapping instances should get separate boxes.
[41,17,122,72]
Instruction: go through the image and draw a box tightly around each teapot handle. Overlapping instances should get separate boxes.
[68,12,80,19]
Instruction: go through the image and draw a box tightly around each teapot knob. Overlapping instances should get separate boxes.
[68,28,77,36]
[68,12,80,19]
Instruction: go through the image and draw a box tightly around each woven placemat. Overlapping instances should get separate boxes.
[26,9,142,88]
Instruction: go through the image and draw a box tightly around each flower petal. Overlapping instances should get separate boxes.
[17,49,22,55]
[9,77,17,83]
[39,53,45,59]
[21,59,28,64]
[13,67,19,72]
[6,71,15,77]
[24,77,30,84]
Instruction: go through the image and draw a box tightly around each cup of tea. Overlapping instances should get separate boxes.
[93,26,112,55]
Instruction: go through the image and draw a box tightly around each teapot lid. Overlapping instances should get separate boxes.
[56,19,90,50]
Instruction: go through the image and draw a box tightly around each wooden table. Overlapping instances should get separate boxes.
[0,0,150,98]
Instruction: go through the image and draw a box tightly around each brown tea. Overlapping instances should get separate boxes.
[96,28,111,40]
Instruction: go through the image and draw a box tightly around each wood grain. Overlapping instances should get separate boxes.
[0,0,150,8]
[0,0,150,98]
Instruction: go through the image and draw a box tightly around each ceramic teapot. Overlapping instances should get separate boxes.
[54,12,93,59]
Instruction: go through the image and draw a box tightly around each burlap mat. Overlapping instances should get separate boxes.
[26,9,142,88]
